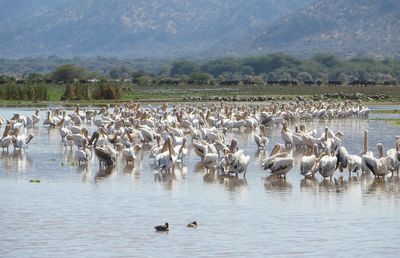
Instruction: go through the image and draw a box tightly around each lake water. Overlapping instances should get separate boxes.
[1,106,400,257]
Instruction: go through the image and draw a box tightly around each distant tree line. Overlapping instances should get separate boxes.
[2,53,400,86]
[1,53,400,101]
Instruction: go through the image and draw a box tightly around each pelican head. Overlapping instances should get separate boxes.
[89,131,100,146]
[229,138,238,154]
[26,133,34,144]
[133,144,142,154]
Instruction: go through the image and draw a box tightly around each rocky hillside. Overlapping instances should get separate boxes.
[250,0,400,57]
[0,0,313,58]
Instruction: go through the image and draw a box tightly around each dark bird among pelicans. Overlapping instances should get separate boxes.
[155,222,169,232]
[187,221,197,228]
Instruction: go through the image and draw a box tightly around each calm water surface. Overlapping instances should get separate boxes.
[1,106,400,257]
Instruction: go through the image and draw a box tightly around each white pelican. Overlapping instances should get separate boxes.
[336,146,362,176]
[72,128,89,149]
[261,144,293,179]
[363,143,392,178]
[203,152,220,173]
[122,144,142,165]
[1,125,13,151]
[26,109,40,127]
[174,137,187,164]
[92,132,116,168]
[300,144,319,177]
[12,129,34,151]
[254,125,269,150]
[361,130,374,173]
[154,136,177,173]
[318,149,337,180]
[385,136,400,175]
[225,150,250,177]
[149,134,162,159]
[75,138,92,165]
[280,122,293,148]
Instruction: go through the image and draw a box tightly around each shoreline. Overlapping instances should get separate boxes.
[0,99,399,108]
[1,101,400,108]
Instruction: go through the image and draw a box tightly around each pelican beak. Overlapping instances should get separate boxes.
[270,144,281,156]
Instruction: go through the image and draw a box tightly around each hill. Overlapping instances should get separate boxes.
[250,0,400,57]
[0,0,313,58]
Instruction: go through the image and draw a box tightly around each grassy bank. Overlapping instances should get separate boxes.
[370,110,400,114]
[368,117,400,126]
[1,83,400,107]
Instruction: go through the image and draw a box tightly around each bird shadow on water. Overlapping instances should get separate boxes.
[318,179,336,192]
[193,162,205,173]
[154,171,177,191]
[255,149,267,159]
[202,170,247,190]
[218,174,248,192]
[94,166,115,182]
[366,178,389,194]
[264,174,292,192]
[76,164,91,182]
[300,177,319,192]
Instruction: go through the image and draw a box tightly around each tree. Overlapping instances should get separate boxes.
[313,53,341,68]
[296,72,313,82]
[27,73,45,83]
[109,65,132,80]
[52,64,87,83]
[240,65,254,75]
[266,72,278,81]
[189,72,212,85]
[170,60,198,76]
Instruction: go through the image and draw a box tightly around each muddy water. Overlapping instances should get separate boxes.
[1,107,400,257]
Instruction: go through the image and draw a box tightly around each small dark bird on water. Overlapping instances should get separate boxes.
[155,222,169,232]
[187,221,197,228]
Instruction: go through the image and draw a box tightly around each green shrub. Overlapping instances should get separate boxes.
[60,82,90,100]
[0,83,48,100]
[92,81,122,100]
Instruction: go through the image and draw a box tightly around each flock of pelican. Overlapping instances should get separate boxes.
[0,99,399,183]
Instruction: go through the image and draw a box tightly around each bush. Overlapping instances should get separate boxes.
[52,64,88,83]
[92,81,122,100]
[0,83,48,101]
[60,82,90,100]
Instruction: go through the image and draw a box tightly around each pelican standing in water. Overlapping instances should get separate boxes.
[336,146,362,177]
[254,125,269,151]
[361,130,374,173]
[122,144,142,166]
[300,144,319,177]
[154,135,177,173]
[225,150,250,177]
[318,148,337,180]
[363,143,392,179]
[11,127,34,151]
[1,125,13,151]
[281,122,293,148]
[261,144,294,179]
[75,138,92,165]
[91,132,116,169]
[385,136,400,175]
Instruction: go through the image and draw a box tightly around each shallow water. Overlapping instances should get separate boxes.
[1,107,400,258]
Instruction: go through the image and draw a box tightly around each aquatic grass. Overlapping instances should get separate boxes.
[370,109,400,114]
[0,83,48,101]
[1,82,400,105]
[368,118,400,126]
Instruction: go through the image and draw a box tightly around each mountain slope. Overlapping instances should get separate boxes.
[0,0,314,58]
[250,0,400,57]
